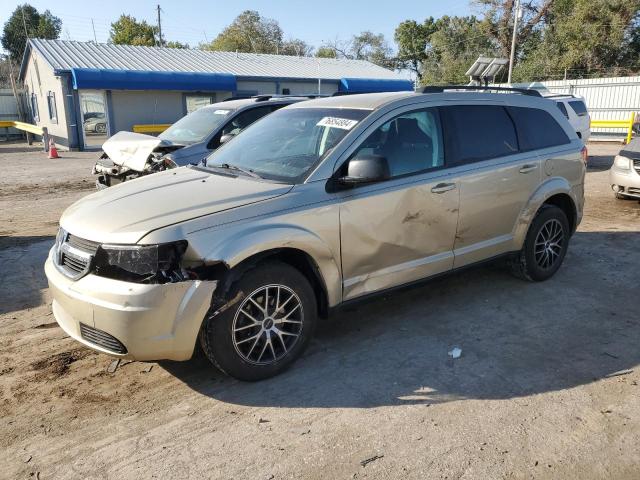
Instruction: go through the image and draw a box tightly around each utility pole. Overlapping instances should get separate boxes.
[156,5,163,47]
[507,0,521,85]
[21,6,29,38]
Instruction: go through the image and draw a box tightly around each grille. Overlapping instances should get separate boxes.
[67,234,99,253]
[55,230,98,280]
[633,159,640,173]
[79,323,127,354]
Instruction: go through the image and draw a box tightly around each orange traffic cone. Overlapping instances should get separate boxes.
[48,137,60,159]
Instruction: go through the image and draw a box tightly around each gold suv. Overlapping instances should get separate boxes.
[45,88,586,381]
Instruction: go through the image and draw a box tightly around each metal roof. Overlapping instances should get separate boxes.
[23,39,405,82]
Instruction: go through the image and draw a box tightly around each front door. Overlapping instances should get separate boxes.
[338,108,460,300]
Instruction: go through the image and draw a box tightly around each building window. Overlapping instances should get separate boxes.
[282,88,291,95]
[185,95,214,114]
[47,91,58,124]
[30,93,39,123]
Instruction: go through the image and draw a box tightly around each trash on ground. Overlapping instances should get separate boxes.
[107,359,120,373]
[360,454,383,467]
[448,347,462,359]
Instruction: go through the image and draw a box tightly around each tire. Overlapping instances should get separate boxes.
[200,261,317,381]
[95,123,106,133]
[510,205,570,282]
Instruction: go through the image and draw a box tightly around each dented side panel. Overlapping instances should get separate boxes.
[339,173,459,300]
[452,152,542,268]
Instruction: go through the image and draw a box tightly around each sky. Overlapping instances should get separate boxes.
[1,0,475,51]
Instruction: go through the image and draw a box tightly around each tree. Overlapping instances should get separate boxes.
[110,15,157,46]
[322,31,394,67]
[202,10,310,56]
[421,16,497,85]
[512,0,640,80]
[165,40,189,49]
[315,46,336,58]
[1,4,61,61]
[394,18,438,81]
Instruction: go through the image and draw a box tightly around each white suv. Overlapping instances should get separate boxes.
[547,95,590,142]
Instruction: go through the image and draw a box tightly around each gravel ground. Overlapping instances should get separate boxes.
[0,141,639,480]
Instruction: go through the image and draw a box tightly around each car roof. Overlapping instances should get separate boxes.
[287,89,568,111]
[287,91,416,110]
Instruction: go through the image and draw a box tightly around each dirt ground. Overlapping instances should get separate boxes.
[1,141,639,479]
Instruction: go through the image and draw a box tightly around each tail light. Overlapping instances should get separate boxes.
[581,146,588,166]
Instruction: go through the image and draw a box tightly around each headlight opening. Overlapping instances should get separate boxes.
[94,241,188,283]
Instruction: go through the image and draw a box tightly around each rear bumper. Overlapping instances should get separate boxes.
[45,249,217,361]
[610,166,640,198]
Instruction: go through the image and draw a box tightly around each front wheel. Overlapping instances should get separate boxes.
[200,261,317,381]
[510,205,570,282]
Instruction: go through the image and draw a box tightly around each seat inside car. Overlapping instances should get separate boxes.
[382,118,433,176]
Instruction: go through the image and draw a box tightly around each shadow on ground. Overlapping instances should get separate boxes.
[0,237,53,314]
[164,230,640,407]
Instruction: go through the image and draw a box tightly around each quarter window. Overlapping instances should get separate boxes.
[556,102,569,119]
[568,100,588,117]
[508,106,570,150]
[350,108,444,177]
[440,105,519,165]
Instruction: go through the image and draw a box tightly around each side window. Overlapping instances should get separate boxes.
[556,102,569,119]
[441,105,518,165]
[508,106,570,150]
[47,91,58,124]
[222,106,272,136]
[30,93,39,123]
[568,100,588,117]
[349,108,444,178]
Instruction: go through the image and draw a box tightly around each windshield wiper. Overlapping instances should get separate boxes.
[210,163,262,179]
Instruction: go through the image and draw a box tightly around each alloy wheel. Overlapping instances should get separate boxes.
[232,284,304,365]
[534,218,565,270]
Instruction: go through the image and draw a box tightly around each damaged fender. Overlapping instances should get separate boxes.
[194,224,342,308]
[102,131,168,171]
[513,176,581,249]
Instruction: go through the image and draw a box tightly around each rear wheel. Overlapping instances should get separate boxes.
[510,205,570,282]
[200,261,317,381]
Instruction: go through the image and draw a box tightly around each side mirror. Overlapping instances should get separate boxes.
[338,154,390,186]
[220,133,235,145]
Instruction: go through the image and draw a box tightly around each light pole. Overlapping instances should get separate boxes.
[507,0,521,84]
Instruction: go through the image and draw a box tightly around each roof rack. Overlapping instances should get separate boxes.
[421,85,542,97]
[252,94,326,102]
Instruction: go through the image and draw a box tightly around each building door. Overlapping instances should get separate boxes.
[79,90,109,148]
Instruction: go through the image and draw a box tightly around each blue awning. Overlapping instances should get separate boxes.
[71,68,237,92]
[339,77,414,93]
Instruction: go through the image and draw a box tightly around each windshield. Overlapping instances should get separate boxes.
[204,107,370,183]
[159,106,233,144]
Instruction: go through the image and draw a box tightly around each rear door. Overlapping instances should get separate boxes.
[440,104,542,268]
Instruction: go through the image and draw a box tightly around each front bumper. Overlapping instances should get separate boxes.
[45,250,217,361]
[610,165,640,198]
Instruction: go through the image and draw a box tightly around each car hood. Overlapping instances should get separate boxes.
[102,131,180,171]
[61,167,293,244]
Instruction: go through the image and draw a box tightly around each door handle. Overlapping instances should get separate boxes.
[519,164,538,174]
[431,182,457,194]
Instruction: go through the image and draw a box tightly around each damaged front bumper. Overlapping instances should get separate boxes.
[45,250,217,361]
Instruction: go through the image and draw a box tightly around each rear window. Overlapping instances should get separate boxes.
[556,102,569,118]
[440,105,519,165]
[508,107,571,151]
[569,100,588,117]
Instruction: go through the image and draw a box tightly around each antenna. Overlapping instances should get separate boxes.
[91,19,97,42]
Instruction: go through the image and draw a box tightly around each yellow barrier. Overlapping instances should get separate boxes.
[132,124,171,134]
[0,120,45,135]
[0,120,49,150]
[590,112,635,144]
